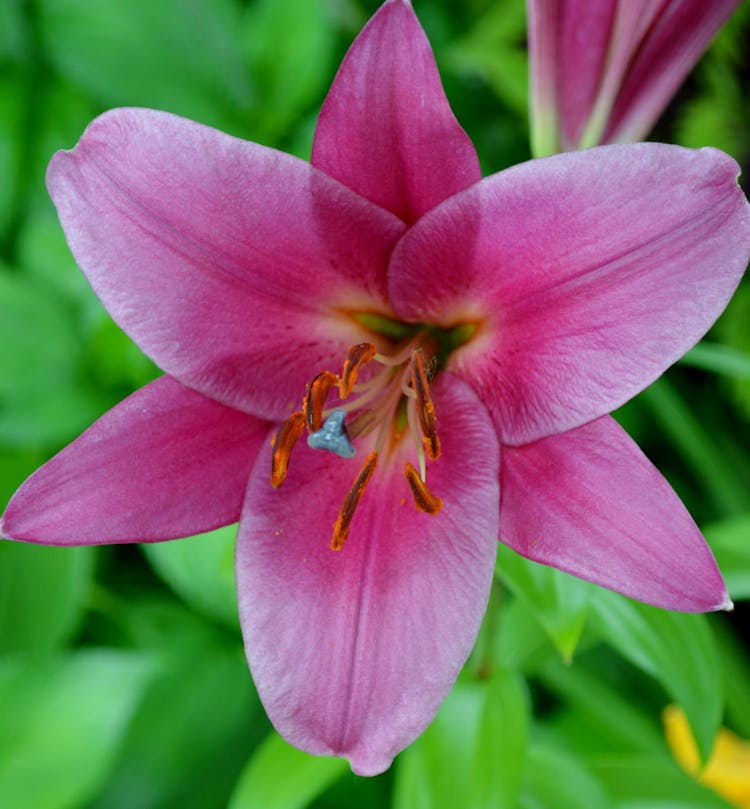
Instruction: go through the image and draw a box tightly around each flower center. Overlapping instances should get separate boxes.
[270,316,476,551]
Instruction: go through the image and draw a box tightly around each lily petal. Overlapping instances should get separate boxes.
[312,0,480,223]
[47,107,406,421]
[499,416,730,612]
[389,143,750,445]
[1,376,268,545]
[235,376,499,775]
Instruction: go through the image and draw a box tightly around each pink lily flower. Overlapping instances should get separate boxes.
[2,0,750,775]
[528,0,742,155]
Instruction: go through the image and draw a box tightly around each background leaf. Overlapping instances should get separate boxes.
[495,544,593,660]
[588,755,736,809]
[0,542,93,655]
[229,732,347,809]
[393,670,529,809]
[0,650,154,809]
[38,0,253,133]
[142,524,239,628]
[588,591,723,762]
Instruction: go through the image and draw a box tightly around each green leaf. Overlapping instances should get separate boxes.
[588,590,723,763]
[0,385,106,448]
[587,754,736,809]
[241,0,335,143]
[0,268,77,397]
[520,744,613,809]
[0,266,107,446]
[493,595,554,673]
[393,670,529,809]
[90,599,263,809]
[0,541,94,655]
[681,342,750,381]
[16,204,94,305]
[229,732,347,809]
[0,650,154,809]
[676,57,748,161]
[85,312,159,392]
[495,543,593,660]
[0,449,45,505]
[142,524,239,627]
[0,0,26,63]
[537,652,665,757]
[443,0,528,115]
[713,619,750,739]
[704,513,750,600]
[712,275,750,422]
[639,379,748,514]
[38,0,252,132]
[0,77,24,241]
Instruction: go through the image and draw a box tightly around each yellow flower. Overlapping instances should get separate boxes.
[664,705,750,808]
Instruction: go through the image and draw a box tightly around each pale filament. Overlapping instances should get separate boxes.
[373,339,419,367]
[406,394,427,482]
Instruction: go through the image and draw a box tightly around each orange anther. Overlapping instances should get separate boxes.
[404,462,443,515]
[270,411,306,488]
[331,451,378,551]
[339,342,377,398]
[410,351,441,460]
[303,370,339,432]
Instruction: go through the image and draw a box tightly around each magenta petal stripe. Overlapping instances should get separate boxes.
[47,108,406,422]
[1,376,269,545]
[236,377,499,775]
[389,142,750,445]
[312,0,480,223]
[499,416,730,612]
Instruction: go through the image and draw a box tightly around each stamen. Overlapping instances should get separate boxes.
[404,462,443,514]
[339,343,377,398]
[410,351,441,460]
[307,409,356,458]
[303,370,339,432]
[270,411,306,488]
[331,451,378,550]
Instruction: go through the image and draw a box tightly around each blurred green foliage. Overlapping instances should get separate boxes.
[1,1,749,807]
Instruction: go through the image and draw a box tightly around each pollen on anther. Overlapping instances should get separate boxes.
[339,342,376,398]
[331,451,378,551]
[270,411,306,488]
[410,351,441,460]
[303,370,339,432]
[404,461,443,515]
